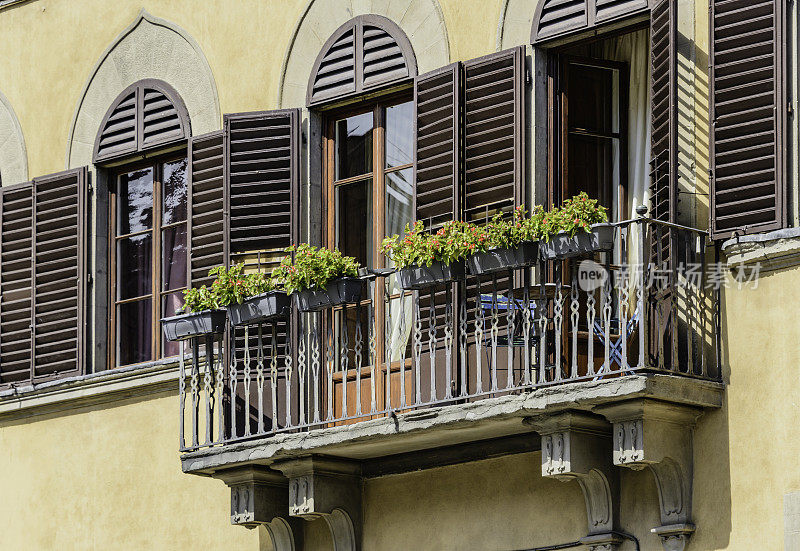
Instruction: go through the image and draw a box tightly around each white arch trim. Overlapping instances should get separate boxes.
[0,89,28,186]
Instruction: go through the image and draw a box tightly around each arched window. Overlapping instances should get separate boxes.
[307,15,417,106]
[531,0,648,44]
[93,79,191,164]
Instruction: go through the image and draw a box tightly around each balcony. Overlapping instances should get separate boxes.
[178,217,724,547]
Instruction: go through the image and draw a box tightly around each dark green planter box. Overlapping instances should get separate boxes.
[540,224,615,260]
[294,277,362,313]
[161,309,227,341]
[466,242,539,276]
[397,260,465,290]
[227,291,290,326]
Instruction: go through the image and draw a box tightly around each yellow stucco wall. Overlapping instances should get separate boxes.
[1,0,798,550]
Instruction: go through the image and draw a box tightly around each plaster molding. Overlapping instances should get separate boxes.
[65,9,220,169]
[0,89,28,186]
[278,0,450,109]
[595,400,702,551]
[0,360,181,423]
[496,0,538,51]
[721,227,800,272]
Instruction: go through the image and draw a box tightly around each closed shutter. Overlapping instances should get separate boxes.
[649,0,677,243]
[710,0,787,239]
[141,85,185,149]
[414,63,462,228]
[463,46,525,222]
[188,131,226,288]
[310,27,357,105]
[95,89,137,161]
[0,182,33,385]
[31,168,87,380]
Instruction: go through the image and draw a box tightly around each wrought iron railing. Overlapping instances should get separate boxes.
[178,218,720,452]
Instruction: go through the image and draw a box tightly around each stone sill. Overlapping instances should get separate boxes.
[0,359,180,422]
[721,227,800,271]
[181,374,724,476]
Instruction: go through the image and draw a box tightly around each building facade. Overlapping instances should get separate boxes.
[0,0,797,550]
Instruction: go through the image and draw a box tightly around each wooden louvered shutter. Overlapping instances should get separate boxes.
[414,63,462,228]
[463,46,525,221]
[309,27,357,105]
[96,89,137,161]
[224,109,300,264]
[649,0,677,228]
[31,168,87,381]
[140,84,186,149]
[188,131,226,288]
[710,0,787,239]
[0,182,34,385]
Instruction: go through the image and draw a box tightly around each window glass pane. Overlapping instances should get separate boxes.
[335,179,372,268]
[117,233,152,300]
[162,158,188,224]
[162,292,185,358]
[118,299,152,365]
[162,224,187,291]
[118,167,153,234]
[385,101,413,168]
[385,168,413,294]
[335,112,373,180]
[568,64,613,135]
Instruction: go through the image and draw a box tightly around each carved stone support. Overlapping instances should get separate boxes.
[526,412,620,551]
[216,466,302,551]
[595,399,703,551]
[274,456,362,551]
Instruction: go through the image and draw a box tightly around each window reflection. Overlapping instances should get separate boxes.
[385,101,413,168]
[118,168,153,234]
[162,158,188,224]
[335,179,373,268]
[335,112,373,180]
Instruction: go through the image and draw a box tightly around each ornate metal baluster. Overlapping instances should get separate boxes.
[602,269,612,375]
[284,333,293,428]
[414,292,423,404]
[428,287,437,402]
[474,278,484,393]
[459,285,468,397]
[311,317,321,423]
[243,326,252,437]
[537,296,547,384]
[179,340,186,449]
[490,275,499,392]
[369,301,377,414]
[619,264,630,371]
[297,317,306,426]
[270,323,279,432]
[685,232,695,375]
[326,324,334,422]
[570,273,579,379]
[506,274,515,390]
[398,294,408,407]
[257,324,265,434]
[205,335,215,445]
[385,287,393,411]
[586,288,596,377]
[553,284,563,382]
[191,337,200,447]
[523,284,531,385]
[341,304,349,420]
[444,286,453,399]
[216,335,225,441]
[354,304,363,417]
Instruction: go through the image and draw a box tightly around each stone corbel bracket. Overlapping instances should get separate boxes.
[274,456,362,551]
[595,399,703,551]
[526,412,621,551]
[216,466,303,551]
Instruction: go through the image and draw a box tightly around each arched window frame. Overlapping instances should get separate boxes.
[307,14,418,107]
[531,0,649,45]
[93,78,191,164]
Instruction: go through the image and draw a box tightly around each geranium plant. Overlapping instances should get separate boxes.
[382,220,475,269]
[472,205,545,252]
[271,244,360,295]
[541,192,609,240]
[178,263,275,314]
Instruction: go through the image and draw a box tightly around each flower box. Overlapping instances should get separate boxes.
[466,241,540,276]
[226,291,291,326]
[294,277,362,313]
[161,309,227,342]
[540,224,615,260]
[397,260,466,290]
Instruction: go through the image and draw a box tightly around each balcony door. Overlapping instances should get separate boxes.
[324,96,415,419]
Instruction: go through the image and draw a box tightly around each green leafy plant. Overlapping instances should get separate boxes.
[474,205,545,252]
[178,263,276,314]
[271,244,360,295]
[541,192,609,240]
[382,220,475,269]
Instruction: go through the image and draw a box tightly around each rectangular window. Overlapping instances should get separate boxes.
[111,157,188,367]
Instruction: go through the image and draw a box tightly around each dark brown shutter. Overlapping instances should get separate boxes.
[0,182,33,385]
[95,89,137,161]
[649,0,677,227]
[31,168,87,380]
[463,46,525,221]
[414,63,462,228]
[309,26,357,105]
[531,0,647,43]
[141,85,185,149]
[224,109,301,265]
[710,0,787,238]
[188,131,226,288]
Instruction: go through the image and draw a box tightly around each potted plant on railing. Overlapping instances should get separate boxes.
[539,192,613,260]
[272,244,361,312]
[161,285,227,342]
[465,205,542,276]
[216,263,291,326]
[382,220,470,290]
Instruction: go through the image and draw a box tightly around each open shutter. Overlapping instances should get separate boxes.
[463,46,525,222]
[710,0,787,239]
[649,0,677,227]
[188,131,226,288]
[0,182,33,385]
[414,63,462,228]
[31,168,88,381]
